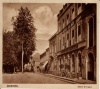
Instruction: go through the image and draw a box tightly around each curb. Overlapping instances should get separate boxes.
[36,72,96,84]
[38,73,82,84]
[45,74,83,84]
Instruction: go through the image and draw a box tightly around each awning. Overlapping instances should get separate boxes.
[42,61,48,68]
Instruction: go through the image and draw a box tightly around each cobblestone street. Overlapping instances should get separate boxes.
[3,72,71,84]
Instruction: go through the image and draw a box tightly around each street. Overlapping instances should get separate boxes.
[3,72,71,84]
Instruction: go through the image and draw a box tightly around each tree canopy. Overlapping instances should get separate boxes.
[3,31,18,66]
[3,7,37,71]
[13,7,36,44]
[12,7,37,63]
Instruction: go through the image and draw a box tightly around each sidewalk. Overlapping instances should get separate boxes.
[44,73,96,84]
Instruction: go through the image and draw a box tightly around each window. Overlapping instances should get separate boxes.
[50,45,51,53]
[63,19,64,22]
[51,44,52,53]
[72,30,74,38]
[89,18,93,47]
[55,44,56,53]
[60,39,61,50]
[67,33,69,40]
[63,19,65,28]
[72,8,74,14]
[67,14,69,25]
[72,8,75,20]
[58,23,61,31]
[78,3,81,8]
[78,4,81,15]
[53,41,55,53]
[78,25,81,36]
[63,37,65,45]
[77,24,81,42]
[63,37,65,49]
[67,14,69,19]
[71,30,75,45]
[67,33,70,47]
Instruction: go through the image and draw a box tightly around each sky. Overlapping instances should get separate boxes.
[3,3,64,54]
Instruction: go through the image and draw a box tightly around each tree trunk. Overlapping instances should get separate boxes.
[14,67,15,73]
[22,41,24,73]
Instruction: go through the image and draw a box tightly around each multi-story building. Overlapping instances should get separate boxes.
[49,33,57,74]
[49,3,96,81]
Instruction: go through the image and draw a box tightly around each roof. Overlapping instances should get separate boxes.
[40,52,46,59]
[46,48,49,52]
[49,32,57,41]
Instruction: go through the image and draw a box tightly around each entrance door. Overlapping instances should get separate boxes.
[88,53,94,80]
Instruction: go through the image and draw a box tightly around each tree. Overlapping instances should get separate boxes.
[12,7,36,73]
[3,31,18,73]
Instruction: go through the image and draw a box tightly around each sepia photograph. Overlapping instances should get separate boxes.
[2,2,97,86]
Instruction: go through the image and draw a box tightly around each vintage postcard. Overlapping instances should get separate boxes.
[0,0,99,89]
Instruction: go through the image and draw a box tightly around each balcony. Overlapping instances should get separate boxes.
[57,44,78,56]
[78,40,86,48]
[57,39,86,56]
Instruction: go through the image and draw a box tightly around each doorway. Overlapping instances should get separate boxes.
[88,53,94,80]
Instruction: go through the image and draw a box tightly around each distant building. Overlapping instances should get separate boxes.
[39,48,50,72]
[32,53,40,71]
[49,3,96,81]
[40,48,49,63]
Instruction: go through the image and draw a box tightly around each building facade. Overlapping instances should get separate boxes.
[49,33,57,74]
[49,3,96,81]
[39,48,50,72]
[40,48,49,63]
